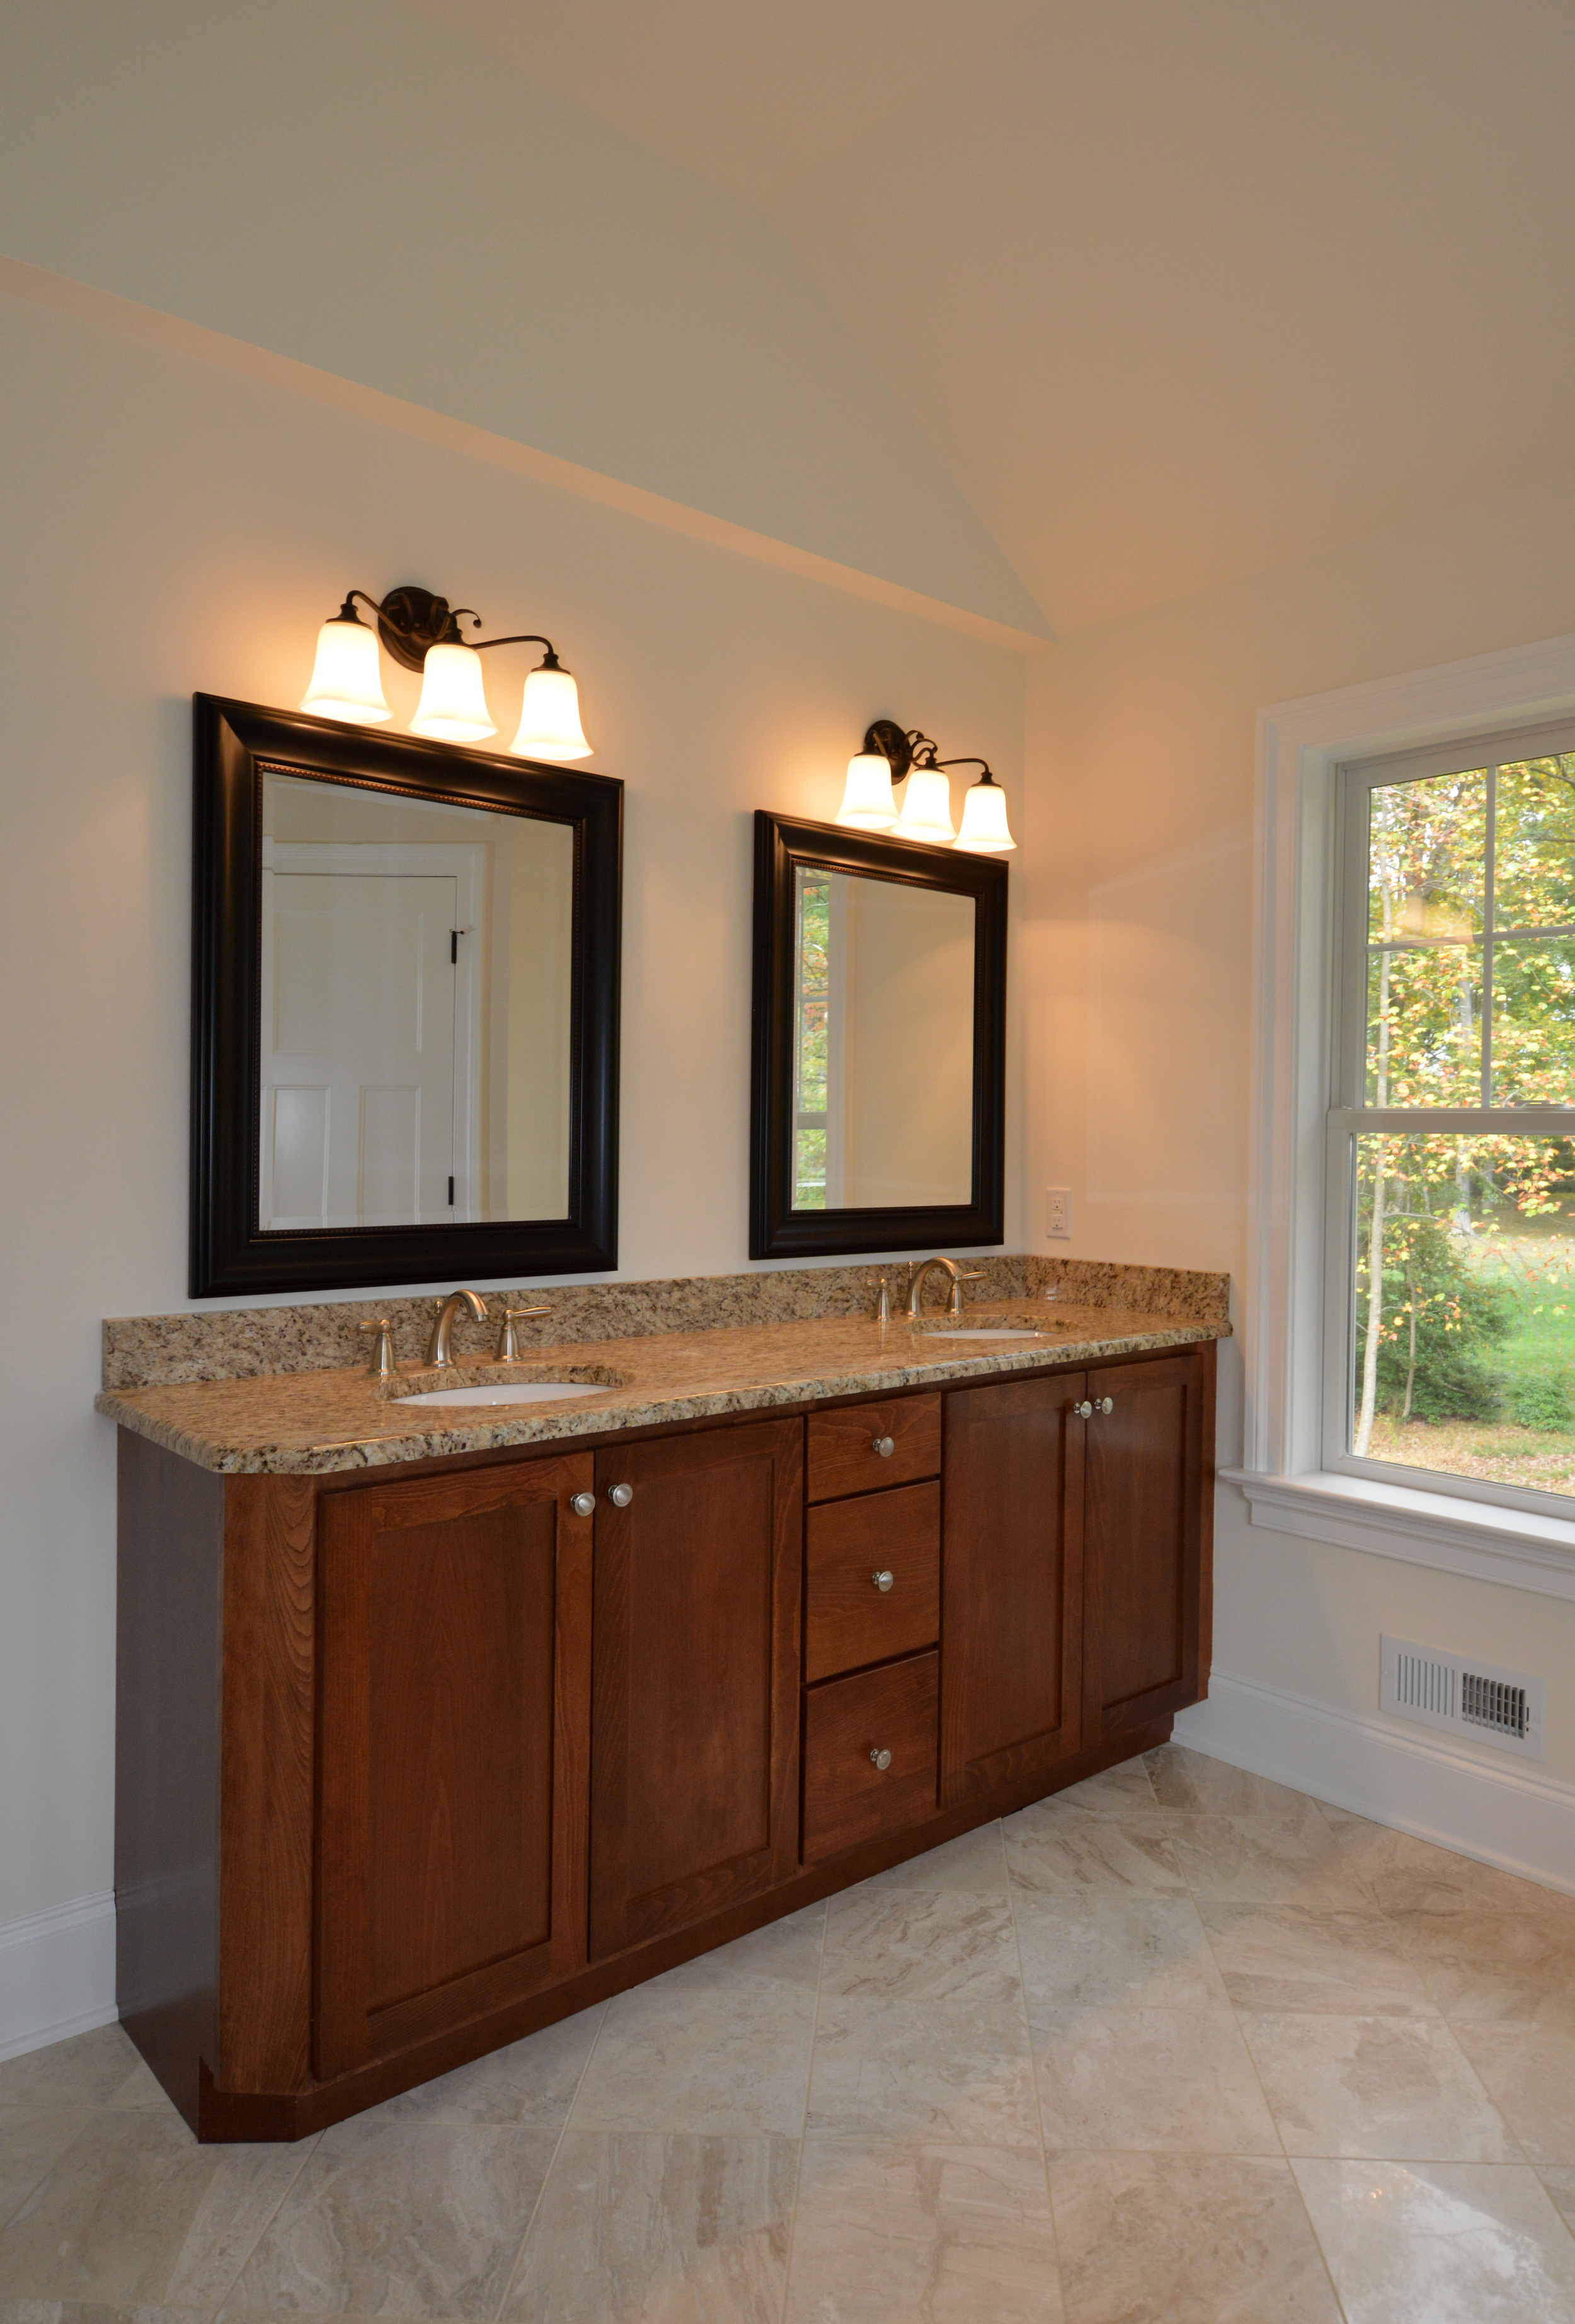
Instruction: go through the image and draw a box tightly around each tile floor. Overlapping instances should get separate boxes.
[4,1744,1575,2320]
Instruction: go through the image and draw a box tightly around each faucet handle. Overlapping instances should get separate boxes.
[357,1318,396,1378]
[949,1268,986,1318]
[496,1304,551,1361]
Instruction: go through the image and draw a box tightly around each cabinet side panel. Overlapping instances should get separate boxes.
[220,1474,317,2093]
[115,1432,225,2134]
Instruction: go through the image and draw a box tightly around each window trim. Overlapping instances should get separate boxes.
[1237,631,1575,1594]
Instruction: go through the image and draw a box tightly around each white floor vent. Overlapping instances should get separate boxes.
[1381,1635,1545,1761]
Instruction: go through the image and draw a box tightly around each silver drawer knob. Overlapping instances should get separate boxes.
[570,1492,595,1517]
[869,1747,892,1771]
[608,1482,634,1507]
[872,1434,895,1458]
[1074,1400,1093,1418]
[1096,1396,1114,1414]
[872,1568,895,1593]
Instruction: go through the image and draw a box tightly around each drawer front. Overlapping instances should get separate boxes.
[806,1394,942,1503]
[805,1481,941,1683]
[803,1652,939,1863]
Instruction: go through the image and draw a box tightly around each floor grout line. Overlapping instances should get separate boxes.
[774,1896,830,2324]
[488,1999,612,2323]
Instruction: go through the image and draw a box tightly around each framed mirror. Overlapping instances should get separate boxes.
[749,812,1006,1260]
[190,695,621,1296]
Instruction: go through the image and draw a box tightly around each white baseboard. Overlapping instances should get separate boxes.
[0,1889,117,2062]
[1173,1668,1575,1898]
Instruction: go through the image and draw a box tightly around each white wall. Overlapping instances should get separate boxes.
[1022,463,1575,1803]
[0,284,1024,1940]
[0,0,1045,640]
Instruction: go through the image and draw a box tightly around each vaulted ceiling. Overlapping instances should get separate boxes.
[401,0,1575,631]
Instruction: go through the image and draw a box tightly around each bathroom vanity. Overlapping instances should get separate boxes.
[101,1272,1222,2141]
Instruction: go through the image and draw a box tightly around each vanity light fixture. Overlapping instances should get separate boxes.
[299,585,593,759]
[837,718,1015,852]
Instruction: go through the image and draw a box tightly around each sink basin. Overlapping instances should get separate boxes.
[393,1382,609,1408]
[920,1327,1055,1341]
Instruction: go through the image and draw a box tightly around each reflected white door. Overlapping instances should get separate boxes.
[260,871,458,1228]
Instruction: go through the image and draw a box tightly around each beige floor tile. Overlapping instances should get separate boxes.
[1029,2006,1280,2154]
[1536,2164,1575,2231]
[650,1905,826,1994]
[820,1892,1021,2009]
[0,2030,154,2114]
[852,1824,1011,1897]
[1040,1758,1164,1823]
[1048,2149,1341,2323]
[1453,2025,1575,2167]
[1383,1891,1575,2032]
[0,2112,94,2233]
[0,2304,215,2323]
[1003,1810,1187,1901]
[572,1981,816,2136]
[365,2006,605,2127]
[1143,1745,1326,1829]
[1240,2011,1520,2161]
[1167,1815,1373,1909]
[1015,1897,1227,2015]
[1198,1899,1440,2016]
[1294,2158,1575,2323]
[807,1993,1040,2146]
[0,2110,311,2309]
[786,2139,1061,2323]
[501,2129,796,2323]
[222,2119,553,2317]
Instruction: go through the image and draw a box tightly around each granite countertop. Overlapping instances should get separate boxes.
[95,1297,1229,1476]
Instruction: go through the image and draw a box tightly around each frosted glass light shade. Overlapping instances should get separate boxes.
[835,751,898,829]
[898,764,956,843]
[299,613,391,725]
[410,641,496,743]
[510,662,592,759]
[954,774,1016,853]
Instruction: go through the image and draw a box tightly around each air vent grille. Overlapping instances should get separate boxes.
[1380,1635,1544,1761]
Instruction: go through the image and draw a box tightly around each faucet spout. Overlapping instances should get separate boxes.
[425,1288,489,1368]
[906,1256,963,1318]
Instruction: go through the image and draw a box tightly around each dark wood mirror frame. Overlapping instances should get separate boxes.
[190,694,622,1298]
[749,811,1007,1262]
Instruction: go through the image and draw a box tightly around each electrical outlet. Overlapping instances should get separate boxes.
[1045,1187,1072,1240]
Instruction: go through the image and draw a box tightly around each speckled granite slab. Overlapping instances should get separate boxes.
[95,1297,1230,1476]
[102,1255,1228,1391]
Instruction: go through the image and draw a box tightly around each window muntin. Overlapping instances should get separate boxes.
[1334,735,1575,1512]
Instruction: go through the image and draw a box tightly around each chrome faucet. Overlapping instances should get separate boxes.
[906,1257,985,1320]
[424,1288,489,1367]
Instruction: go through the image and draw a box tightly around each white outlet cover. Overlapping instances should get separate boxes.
[1046,1187,1072,1240]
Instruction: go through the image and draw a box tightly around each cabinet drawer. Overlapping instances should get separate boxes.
[806,1481,940,1682]
[803,1652,939,1863]
[806,1395,941,1503]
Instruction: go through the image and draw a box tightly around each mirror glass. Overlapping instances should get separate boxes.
[790,865,975,1211]
[260,771,573,1229]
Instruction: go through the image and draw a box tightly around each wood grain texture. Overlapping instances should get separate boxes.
[590,1416,803,1958]
[219,1472,318,2094]
[805,1481,940,1683]
[806,1393,941,1502]
[1081,1350,1206,1741]
[315,1454,592,2076]
[115,1432,226,2133]
[940,1372,1085,1805]
[803,1651,939,1861]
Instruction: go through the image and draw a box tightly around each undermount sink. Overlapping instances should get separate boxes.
[920,1326,1057,1341]
[392,1382,610,1408]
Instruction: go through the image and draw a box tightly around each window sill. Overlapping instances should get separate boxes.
[1218,1464,1575,1602]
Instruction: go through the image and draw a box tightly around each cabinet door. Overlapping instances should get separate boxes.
[940,1374,1085,1803]
[590,1418,803,1959]
[1082,1351,1206,1742]
[316,1455,592,2078]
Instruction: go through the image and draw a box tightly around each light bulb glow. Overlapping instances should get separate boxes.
[835,751,898,829]
[954,774,1016,853]
[510,662,592,760]
[898,764,956,843]
[410,641,496,744]
[299,614,391,725]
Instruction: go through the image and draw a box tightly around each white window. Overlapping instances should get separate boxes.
[1327,728,1575,1516]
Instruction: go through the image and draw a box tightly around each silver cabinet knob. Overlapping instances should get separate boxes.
[1074,1400,1094,1418]
[608,1482,634,1507]
[1096,1396,1114,1415]
[872,1434,895,1458]
[570,1492,595,1517]
[872,1568,895,1593]
[1075,1396,1114,1419]
[869,1747,892,1770]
